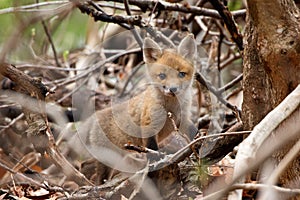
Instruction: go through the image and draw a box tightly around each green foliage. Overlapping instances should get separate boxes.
[228,0,243,11]
[0,1,89,61]
[52,9,89,53]
[188,160,210,188]
[0,0,11,8]
[63,50,70,63]
[0,1,14,43]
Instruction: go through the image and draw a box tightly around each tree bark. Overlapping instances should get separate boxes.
[243,0,300,197]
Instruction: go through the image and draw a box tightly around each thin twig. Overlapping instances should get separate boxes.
[186,0,206,24]
[0,113,24,134]
[0,63,94,186]
[97,3,141,12]
[230,183,300,195]
[220,52,241,69]
[123,0,143,48]
[124,144,164,156]
[77,2,141,28]
[17,64,86,71]
[88,0,106,13]
[225,87,242,100]
[149,129,251,171]
[37,0,61,67]
[94,0,246,19]
[218,73,243,93]
[0,159,65,194]
[0,3,72,61]
[195,16,221,37]
[0,1,70,15]
[217,32,224,88]
[77,2,177,46]
[50,48,141,90]
[209,0,243,50]
[56,74,90,103]
[195,72,240,113]
[119,61,144,97]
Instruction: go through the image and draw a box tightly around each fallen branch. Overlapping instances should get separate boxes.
[202,85,300,200]
[94,0,246,19]
[0,160,65,194]
[149,122,249,171]
[229,84,300,200]
[230,183,300,196]
[124,143,164,156]
[0,63,93,186]
[260,138,300,199]
[0,113,24,134]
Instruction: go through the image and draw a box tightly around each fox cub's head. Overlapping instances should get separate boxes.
[143,34,196,97]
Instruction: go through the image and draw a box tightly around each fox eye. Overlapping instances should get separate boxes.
[158,73,166,80]
[178,72,186,78]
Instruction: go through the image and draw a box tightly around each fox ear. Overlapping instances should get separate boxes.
[178,34,196,62]
[143,38,162,63]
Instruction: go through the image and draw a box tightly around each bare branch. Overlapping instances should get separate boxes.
[77,2,144,28]
[0,113,24,134]
[230,85,300,199]
[218,73,243,93]
[260,138,300,199]
[95,0,246,19]
[0,3,73,62]
[0,159,65,194]
[231,183,300,195]
[195,72,241,113]
[0,63,93,186]
[209,0,243,50]
[149,127,250,172]
[199,85,300,200]
[0,1,69,15]
[40,16,61,67]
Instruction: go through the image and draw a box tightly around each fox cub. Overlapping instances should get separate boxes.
[80,34,197,183]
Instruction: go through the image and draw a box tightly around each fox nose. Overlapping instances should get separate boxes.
[169,87,177,93]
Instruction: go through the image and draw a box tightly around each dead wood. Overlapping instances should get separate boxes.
[0,63,93,186]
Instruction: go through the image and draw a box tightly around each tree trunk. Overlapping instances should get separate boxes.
[243,0,300,197]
